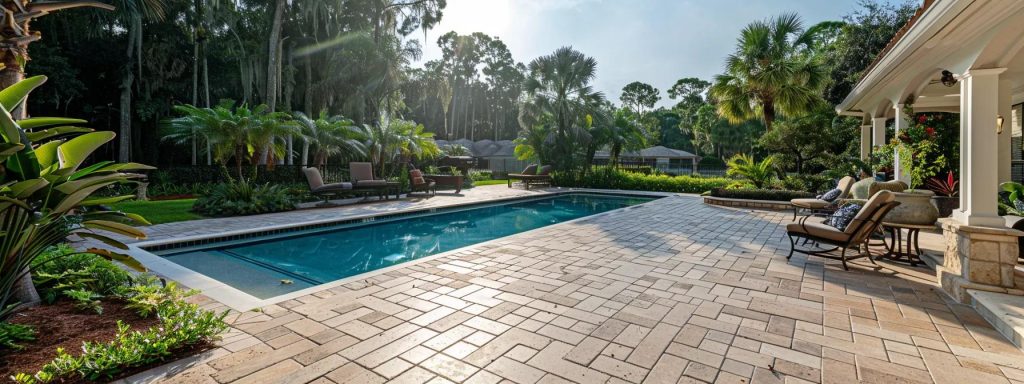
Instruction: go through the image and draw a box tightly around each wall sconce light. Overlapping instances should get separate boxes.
[940,70,958,87]
[997,115,1005,134]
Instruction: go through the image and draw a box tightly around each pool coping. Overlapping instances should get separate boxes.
[128,188,684,310]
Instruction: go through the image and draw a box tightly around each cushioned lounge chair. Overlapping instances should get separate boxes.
[786,190,900,270]
[409,169,436,196]
[349,162,390,198]
[302,167,353,205]
[791,176,856,220]
[508,164,552,190]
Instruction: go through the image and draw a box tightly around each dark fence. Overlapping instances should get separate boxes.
[143,165,350,185]
[590,159,728,177]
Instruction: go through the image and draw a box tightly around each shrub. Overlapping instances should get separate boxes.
[553,167,733,193]
[468,170,493,181]
[725,154,775,189]
[779,174,834,194]
[32,244,133,306]
[0,322,35,350]
[709,188,814,201]
[192,180,296,217]
[13,299,228,384]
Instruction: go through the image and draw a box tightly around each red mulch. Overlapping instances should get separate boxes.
[0,299,162,381]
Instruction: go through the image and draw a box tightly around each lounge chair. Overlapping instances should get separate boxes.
[349,162,390,198]
[508,164,552,190]
[302,167,353,205]
[791,176,855,220]
[786,190,900,270]
[409,169,436,196]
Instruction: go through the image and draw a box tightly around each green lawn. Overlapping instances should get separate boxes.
[472,179,509,186]
[110,199,204,225]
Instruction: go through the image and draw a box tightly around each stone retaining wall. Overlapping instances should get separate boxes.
[702,196,792,211]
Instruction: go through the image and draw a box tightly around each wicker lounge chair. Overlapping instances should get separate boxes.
[786,190,900,270]
[508,164,552,190]
[791,176,856,220]
[409,169,436,196]
[302,167,353,205]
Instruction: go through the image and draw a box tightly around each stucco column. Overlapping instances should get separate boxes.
[893,104,912,185]
[871,117,887,147]
[860,124,872,160]
[953,68,1006,228]
[998,79,1012,182]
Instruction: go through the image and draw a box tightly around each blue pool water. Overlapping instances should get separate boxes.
[160,193,655,298]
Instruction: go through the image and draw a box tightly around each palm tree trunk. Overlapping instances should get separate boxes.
[0,50,25,118]
[763,101,776,131]
[265,0,286,112]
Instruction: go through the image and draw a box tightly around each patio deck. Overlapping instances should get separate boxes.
[122,188,1024,384]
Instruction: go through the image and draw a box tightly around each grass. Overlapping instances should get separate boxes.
[110,199,203,225]
[472,179,509,186]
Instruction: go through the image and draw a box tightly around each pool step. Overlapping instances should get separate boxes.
[968,289,1024,351]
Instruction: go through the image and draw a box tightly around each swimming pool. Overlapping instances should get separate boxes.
[155,193,656,299]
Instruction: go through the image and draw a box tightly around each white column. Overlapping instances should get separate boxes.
[860,124,872,161]
[872,117,887,147]
[893,104,912,185]
[998,80,1012,182]
[954,68,1007,228]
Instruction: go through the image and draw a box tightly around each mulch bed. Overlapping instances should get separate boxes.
[150,194,196,200]
[0,299,160,381]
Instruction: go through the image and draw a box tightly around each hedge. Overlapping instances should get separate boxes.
[709,188,814,201]
[552,168,733,193]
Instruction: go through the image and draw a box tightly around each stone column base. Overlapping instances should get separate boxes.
[939,218,1024,303]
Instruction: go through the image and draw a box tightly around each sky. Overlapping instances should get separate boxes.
[414,0,866,108]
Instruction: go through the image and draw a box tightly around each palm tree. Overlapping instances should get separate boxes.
[294,111,366,168]
[726,153,775,188]
[519,46,605,170]
[360,117,439,177]
[709,13,825,131]
[606,108,647,167]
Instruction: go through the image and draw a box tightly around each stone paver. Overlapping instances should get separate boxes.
[133,190,1023,384]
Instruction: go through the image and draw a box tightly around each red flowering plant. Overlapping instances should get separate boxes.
[926,170,958,197]
[892,105,957,190]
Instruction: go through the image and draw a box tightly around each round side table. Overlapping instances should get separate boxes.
[877,222,936,266]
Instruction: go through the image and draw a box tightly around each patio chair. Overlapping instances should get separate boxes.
[508,164,552,190]
[786,190,901,270]
[349,162,389,198]
[302,167,352,205]
[791,176,856,220]
[409,168,436,196]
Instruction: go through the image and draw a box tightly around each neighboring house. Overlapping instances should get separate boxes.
[594,145,701,173]
[435,139,528,175]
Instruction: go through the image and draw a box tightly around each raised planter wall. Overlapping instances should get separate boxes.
[702,196,792,211]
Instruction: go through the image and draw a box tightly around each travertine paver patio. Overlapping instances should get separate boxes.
[126,192,1024,384]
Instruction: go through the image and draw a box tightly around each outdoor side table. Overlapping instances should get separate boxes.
[385,181,401,199]
[878,222,935,266]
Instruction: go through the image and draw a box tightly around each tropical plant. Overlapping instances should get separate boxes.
[441,144,471,157]
[32,244,133,305]
[293,111,365,168]
[519,46,606,171]
[1,76,151,320]
[163,101,299,179]
[892,106,954,190]
[603,108,647,167]
[191,179,295,217]
[726,153,775,188]
[0,321,35,350]
[926,171,958,197]
[360,117,439,177]
[710,13,826,131]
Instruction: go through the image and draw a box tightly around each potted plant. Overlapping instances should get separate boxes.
[927,170,959,217]
[887,107,944,225]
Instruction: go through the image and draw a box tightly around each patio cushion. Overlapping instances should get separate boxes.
[826,203,862,230]
[537,165,552,176]
[350,162,375,181]
[844,190,896,235]
[818,188,842,202]
[792,198,831,209]
[786,221,850,242]
[410,169,426,185]
[312,182,352,193]
[355,179,388,187]
[836,176,856,199]
[521,164,538,175]
[302,167,325,190]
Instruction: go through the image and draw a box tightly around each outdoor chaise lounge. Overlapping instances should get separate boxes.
[786,190,900,270]
[409,169,436,196]
[508,164,552,190]
[790,176,855,220]
[349,162,392,199]
[302,167,353,205]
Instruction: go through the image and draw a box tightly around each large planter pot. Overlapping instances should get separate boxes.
[931,195,959,218]
[887,190,940,225]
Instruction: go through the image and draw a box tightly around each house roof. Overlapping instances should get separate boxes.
[435,139,517,158]
[594,146,699,159]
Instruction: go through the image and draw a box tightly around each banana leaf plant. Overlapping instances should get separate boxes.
[0,75,153,321]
